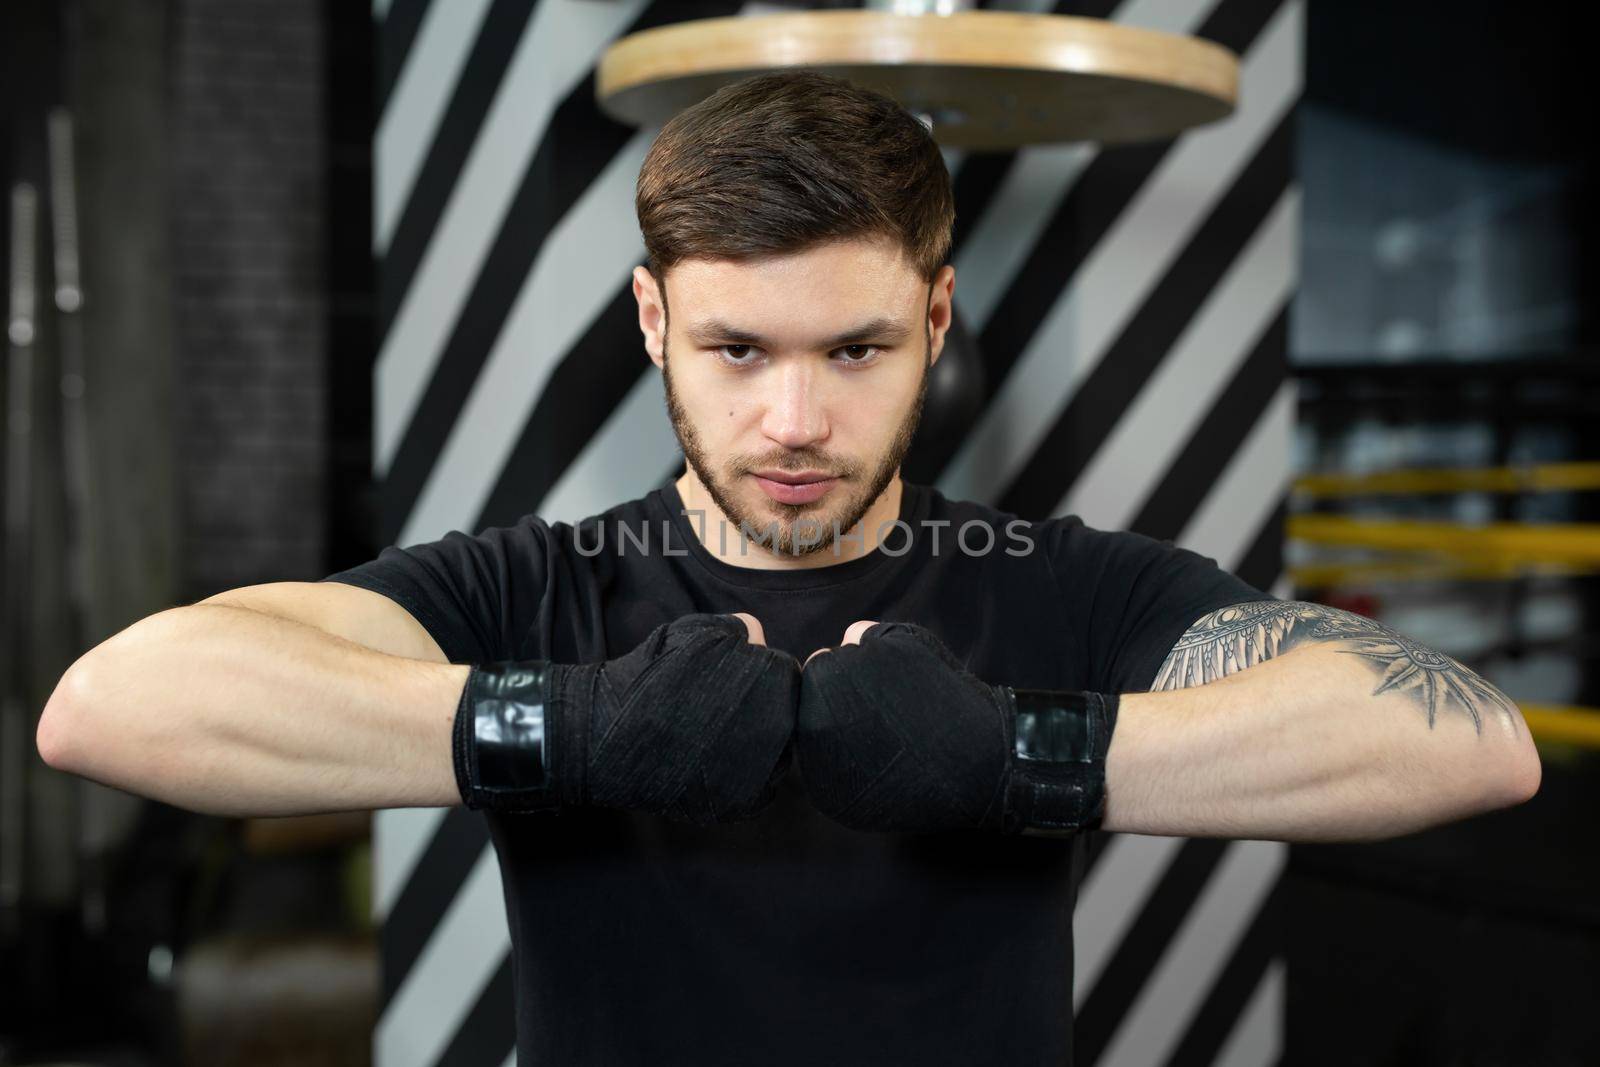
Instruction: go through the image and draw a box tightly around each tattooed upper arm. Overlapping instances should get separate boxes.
[1150,600,1521,734]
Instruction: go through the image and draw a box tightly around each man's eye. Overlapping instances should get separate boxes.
[837,344,880,363]
[718,344,755,361]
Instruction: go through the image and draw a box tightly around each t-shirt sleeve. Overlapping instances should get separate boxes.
[316,515,550,665]
[1048,517,1275,694]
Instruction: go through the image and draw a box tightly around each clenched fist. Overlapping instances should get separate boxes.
[454,613,800,824]
[796,621,1117,835]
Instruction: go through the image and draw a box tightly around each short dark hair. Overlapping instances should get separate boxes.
[635,70,954,285]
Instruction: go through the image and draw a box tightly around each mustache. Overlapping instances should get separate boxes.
[740,454,853,476]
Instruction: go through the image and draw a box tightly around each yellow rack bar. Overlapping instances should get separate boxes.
[1522,704,1600,750]
[1294,462,1600,499]
[1287,515,1600,568]
[1286,558,1596,587]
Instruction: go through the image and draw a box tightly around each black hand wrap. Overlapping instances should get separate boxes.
[796,621,1118,835]
[452,613,800,824]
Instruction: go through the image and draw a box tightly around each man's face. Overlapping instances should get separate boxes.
[634,236,955,558]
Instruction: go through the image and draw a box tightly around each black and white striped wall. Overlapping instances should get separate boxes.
[365,1,1300,1063]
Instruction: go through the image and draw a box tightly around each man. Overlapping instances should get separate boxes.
[39,72,1539,1065]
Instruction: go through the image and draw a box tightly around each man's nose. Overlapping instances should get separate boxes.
[760,361,828,448]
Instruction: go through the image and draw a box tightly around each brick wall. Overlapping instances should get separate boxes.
[171,0,328,600]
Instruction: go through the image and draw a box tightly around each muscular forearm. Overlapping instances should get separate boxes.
[1099,643,1541,842]
[37,604,469,817]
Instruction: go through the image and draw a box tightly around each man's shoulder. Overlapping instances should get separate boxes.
[536,485,670,555]
[910,482,1018,523]
[913,482,1089,546]
[917,484,1205,576]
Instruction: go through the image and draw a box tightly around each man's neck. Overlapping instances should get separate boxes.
[675,470,904,571]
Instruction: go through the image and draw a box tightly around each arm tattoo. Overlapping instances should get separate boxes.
[1151,600,1520,734]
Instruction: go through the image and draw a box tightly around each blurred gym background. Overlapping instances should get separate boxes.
[1,1,1596,1065]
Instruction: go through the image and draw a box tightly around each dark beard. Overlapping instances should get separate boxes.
[662,337,930,558]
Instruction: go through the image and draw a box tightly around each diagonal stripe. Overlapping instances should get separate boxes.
[936,133,1167,488]
[989,0,1191,27]
[1094,0,1194,26]
[1161,879,1284,1067]
[1095,839,1286,1067]
[968,131,1165,399]
[1017,8,1292,1062]
[380,807,491,1012]
[953,0,1215,330]
[376,846,506,1067]
[1073,838,1230,1064]
[375,805,448,922]
[1057,187,1297,531]
[375,0,651,476]
[400,10,841,542]
[398,133,652,545]
[378,0,429,113]
[380,107,653,540]
[959,0,1216,334]
[1215,960,1286,1067]
[1005,118,1293,519]
[920,0,1226,479]
[379,0,749,542]
[1073,832,1186,1008]
[940,0,1158,265]
[948,152,1020,262]
[505,333,675,529]
[1072,396,1289,1050]
[1125,308,1289,543]
[973,0,1275,380]
[1080,821,1118,883]
[434,953,516,1067]
[944,0,1137,298]
[988,0,1118,15]
[939,0,1301,505]
[472,283,649,530]
[954,143,1098,328]
[1177,382,1297,565]
[1234,495,1288,595]
[376,0,528,261]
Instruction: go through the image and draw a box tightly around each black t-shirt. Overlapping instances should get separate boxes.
[319,479,1269,1065]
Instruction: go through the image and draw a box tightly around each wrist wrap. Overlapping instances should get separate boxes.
[796,621,1119,835]
[999,688,1119,834]
[451,614,799,823]
[452,660,567,812]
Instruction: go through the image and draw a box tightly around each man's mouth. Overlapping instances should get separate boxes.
[750,469,838,505]
[751,469,833,485]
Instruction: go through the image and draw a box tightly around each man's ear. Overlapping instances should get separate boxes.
[926,264,956,368]
[633,265,666,369]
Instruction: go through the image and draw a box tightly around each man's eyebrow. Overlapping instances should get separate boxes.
[683,317,915,349]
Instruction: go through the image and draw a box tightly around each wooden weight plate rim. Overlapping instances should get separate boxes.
[597,10,1239,139]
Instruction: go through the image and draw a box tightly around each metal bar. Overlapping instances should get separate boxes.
[2,184,40,931]
[50,107,100,932]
